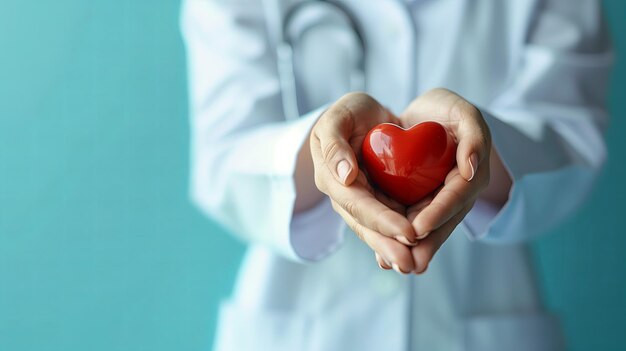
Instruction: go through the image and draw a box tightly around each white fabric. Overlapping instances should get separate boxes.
[181,0,611,349]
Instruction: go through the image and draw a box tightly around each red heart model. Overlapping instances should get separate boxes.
[361,121,457,206]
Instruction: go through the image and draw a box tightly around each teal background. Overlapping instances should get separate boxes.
[0,1,623,350]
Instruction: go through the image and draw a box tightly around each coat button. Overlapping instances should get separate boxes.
[371,270,401,296]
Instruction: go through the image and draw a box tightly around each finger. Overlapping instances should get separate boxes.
[310,133,353,193]
[314,93,388,186]
[411,202,474,274]
[326,176,417,244]
[406,194,434,223]
[450,103,491,182]
[375,252,392,270]
[312,108,359,186]
[331,200,415,274]
[311,138,416,244]
[372,189,415,245]
[399,88,491,182]
[411,167,484,238]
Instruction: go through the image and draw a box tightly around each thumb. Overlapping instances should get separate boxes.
[314,108,359,186]
[455,112,490,182]
[319,135,358,186]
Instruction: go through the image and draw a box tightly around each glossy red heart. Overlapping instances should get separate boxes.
[361,121,457,206]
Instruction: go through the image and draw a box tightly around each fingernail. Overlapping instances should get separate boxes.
[416,231,430,240]
[414,263,428,275]
[392,263,407,275]
[377,253,392,268]
[413,258,422,274]
[396,235,417,246]
[375,253,384,269]
[337,160,351,184]
[468,153,478,181]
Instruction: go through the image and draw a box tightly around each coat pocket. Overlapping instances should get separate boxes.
[213,299,313,351]
[464,313,565,351]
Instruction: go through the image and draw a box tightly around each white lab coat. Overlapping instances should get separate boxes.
[181,0,612,350]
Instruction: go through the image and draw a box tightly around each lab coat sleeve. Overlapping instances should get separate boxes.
[462,0,612,243]
[181,0,344,262]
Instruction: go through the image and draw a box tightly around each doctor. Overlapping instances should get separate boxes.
[182,0,612,350]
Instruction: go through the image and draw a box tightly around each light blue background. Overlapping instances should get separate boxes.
[0,1,624,350]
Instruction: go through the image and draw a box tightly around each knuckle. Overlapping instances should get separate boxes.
[473,129,487,146]
[342,199,360,219]
[430,87,453,96]
[321,138,343,162]
[342,91,371,103]
[328,103,354,125]
[451,99,471,120]
[342,91,362,100]
[356,93,377,107]
[317,106,352,138]
[339,92,379,117]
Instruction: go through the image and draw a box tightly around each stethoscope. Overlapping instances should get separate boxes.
[263,1,420,348]
[263,0,368,120]
[264,0,419,121]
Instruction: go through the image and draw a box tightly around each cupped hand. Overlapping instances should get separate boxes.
[400,88,492,273]
[309,92,418,274]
